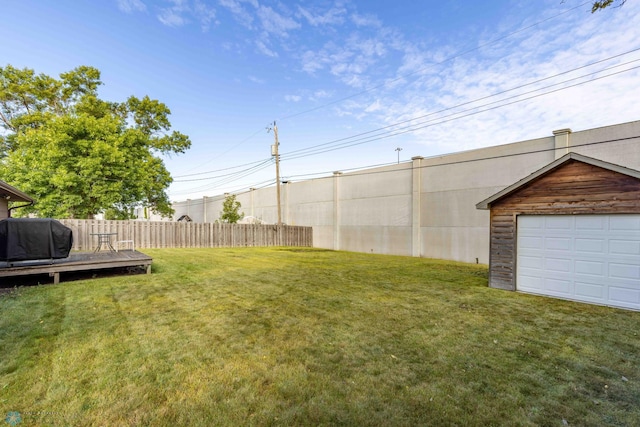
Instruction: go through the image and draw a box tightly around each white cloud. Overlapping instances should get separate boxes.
[157,0,190,27]
[218,0,256,28]
[351,13,381,28]
[248,75,265,84]
[297,5,346,26]
[117,0,146,13]
[313,89,333,99]
[301,50,324,74]
[154,0,217,30]
[256,5,300,37]
[285,95,302,102]
[194,0,217,31]
[364,99,382,113]
[158,9,187,27]
[332,1,640,156]
[255,39,278,57]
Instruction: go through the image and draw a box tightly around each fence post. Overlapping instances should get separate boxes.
[56,220,311,250]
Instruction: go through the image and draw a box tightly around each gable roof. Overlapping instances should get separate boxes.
[0,180,34,203]
[476,152,640,210]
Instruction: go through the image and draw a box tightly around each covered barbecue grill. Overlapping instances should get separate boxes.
[0,218,73,262]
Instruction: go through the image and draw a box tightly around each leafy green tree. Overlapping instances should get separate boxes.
[0,65,190,218]
[220,194,244,224]
[591,0,626,12]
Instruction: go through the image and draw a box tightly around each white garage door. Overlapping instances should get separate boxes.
[517,215,640,310]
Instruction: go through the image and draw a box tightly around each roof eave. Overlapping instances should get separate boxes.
[0,181,35,203]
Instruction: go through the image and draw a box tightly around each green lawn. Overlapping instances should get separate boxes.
[1,248,639,426]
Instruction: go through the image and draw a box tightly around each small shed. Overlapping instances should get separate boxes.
[476,152,640,310]
[0,180,34,220]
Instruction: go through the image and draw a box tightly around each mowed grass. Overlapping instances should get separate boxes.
[1,248,639,426]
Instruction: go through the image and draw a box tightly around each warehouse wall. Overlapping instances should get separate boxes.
[171,120,640,264]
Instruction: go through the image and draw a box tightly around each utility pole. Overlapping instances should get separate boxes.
[268,121,282,225]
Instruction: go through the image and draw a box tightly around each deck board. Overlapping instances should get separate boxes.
[0,251,152,284]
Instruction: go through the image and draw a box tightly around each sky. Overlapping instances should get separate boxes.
[1,0,639,201]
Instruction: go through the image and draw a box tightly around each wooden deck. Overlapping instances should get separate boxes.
[0,250,152,285]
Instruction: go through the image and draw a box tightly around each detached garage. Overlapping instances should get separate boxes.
[477,152,640,310]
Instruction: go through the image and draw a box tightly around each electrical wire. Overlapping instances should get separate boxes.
[173,157,273,178]
[280,50,640,160]
[171,134,640,202]
[178,159,275,193]
[276,1,592,122]
[173,158,273,182]
[175,127,266,176]
[170,5,635,195]
[280,65,640,160]
[171,60,639,197]
[171,0,593,173]
[279,135,640,183]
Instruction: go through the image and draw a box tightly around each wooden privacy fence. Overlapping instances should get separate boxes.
[59,220,313,252]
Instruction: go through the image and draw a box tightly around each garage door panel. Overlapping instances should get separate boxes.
[545,278,572,295]
[519,236,543,250]
[575,260,605,276]
[575,238,606,253]
[575,281,605,299]
[519,255,543,269]
[576,216,607,230]
[545,237,572,251]
[608,287,640,309]
[520,216,545,229]
[518,274,544,292]
[517,214,640,310]
[609,239,640,256]
[545,257,572,272]
[609,262,640,280]
[546,217,573,229]
[609,216,640,231]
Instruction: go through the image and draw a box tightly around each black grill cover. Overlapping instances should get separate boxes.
[0,218,73,261]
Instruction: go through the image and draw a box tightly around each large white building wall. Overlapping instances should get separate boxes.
[567,121,640,170]
[169,120,640,263]
[286,178,335,248]
[417,135,555,263]
[337,164,413,255]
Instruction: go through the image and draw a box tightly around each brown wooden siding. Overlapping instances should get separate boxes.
[488,160,640,290]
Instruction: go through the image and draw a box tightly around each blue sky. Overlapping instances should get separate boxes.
[2,0,639,201]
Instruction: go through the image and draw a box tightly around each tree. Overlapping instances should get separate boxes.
[591,0,626,12]
[0,65,190,218]
[219,194,244,224]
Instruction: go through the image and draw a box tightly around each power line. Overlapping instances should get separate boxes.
[280,49,640,160]
[173,1,592,172]
[171,134,640,203]
[172,61,639,197]
[173,159,273,182]
[170,4,633,196]
[176,160,275,193]
[173,157,272,178]
[281,135,640,183]
[175,127,266,176]
[281,65,640,161]
[276,1,592,123]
